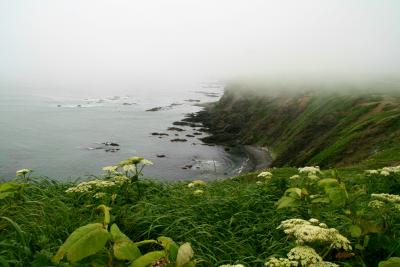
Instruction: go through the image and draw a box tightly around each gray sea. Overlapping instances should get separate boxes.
[0,83,247,181]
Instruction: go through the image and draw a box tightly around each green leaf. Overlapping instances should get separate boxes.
[129,251,165,267]
[284,188,302,199]
[114,240,142,261]
[182,261,196,267]
[176,243,194,267]
[349,225,362,238]
[157,236,179,261]
[53,223,109,263]
[276,196,300,209]
[135,240,158,247]
[110,224,130,242]
[379,257,400,267]
[318,178,339,188]
[327,188,346,207]
[355,244,365,250]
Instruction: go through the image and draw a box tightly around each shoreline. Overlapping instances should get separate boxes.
[240,145,273,172]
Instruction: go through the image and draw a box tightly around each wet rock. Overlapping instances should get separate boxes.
[170,138,187,142]
[167,127,185,132]
[146,107,163,112]
[105,148,120,152]
[185,134,195,137]
[103,142,119,146]
[122,102,136,105]
[184,99,201,102]
[156,154,166,158]
[151,132,169,136]
[193,132,202,135]
[57,104,62,107]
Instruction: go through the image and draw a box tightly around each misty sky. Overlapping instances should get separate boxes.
[1,0,400,93]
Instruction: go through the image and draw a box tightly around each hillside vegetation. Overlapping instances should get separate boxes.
[197,85,400,168]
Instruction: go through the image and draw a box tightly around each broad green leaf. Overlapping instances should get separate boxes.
[176,243,194,267]
[135,240,158,247]
[276,196,300,209]
[379,257,400,267]
[355,244,365,250]
[349,225,362,238]
[129,251,165,267]
[327,188,346,207]
[110,224,130,242]
[114,240,142,261]
[318,178,339,188]
[182,261,196,267]
[284,188,302,199]
[53,223,109,263]
[157,236,179,261]
[363,235,370,247]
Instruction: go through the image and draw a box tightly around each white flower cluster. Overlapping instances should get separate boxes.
[298,167,321,175]
[365,165,400,176]
[219,264,245,267]
[188,180,206,188]
[65,179,116,193]
[289,175,300,180]
[277,218,352,251]
[309,262,339,267]
[112,175,130,184]
[265,257,298,267]
[102,166,119,173]
[193,189,204,195]
[16,168,32,176]
[258,171,273,179]
[371,193,400,203]
[368,199,385,209]
[287,246,322,266]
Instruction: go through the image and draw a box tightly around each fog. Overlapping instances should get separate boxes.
[1,0,400,95]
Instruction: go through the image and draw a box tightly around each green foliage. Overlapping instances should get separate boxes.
[379,257,400,267]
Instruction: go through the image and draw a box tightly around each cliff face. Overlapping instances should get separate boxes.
[198,85,400,168]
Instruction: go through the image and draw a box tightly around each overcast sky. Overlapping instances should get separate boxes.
[1,0,399,93]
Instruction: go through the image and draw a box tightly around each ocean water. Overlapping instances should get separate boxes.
[0,83,246,181]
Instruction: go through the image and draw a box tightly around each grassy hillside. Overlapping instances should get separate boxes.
[196,85,400,168]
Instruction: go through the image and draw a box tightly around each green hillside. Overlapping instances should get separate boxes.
[197,85,400,168]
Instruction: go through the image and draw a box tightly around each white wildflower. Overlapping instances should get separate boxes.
[309,262,339,267]
[141,159,153,165]
[16,169,32,176]
[309,218,319,225]
[113,175,130,184]
[371,193,400,203]
[219,264,245,267]
[381,166,400,174]
[193,189,204,195]
[380,170,390,176]
[289,175,300,180]
[368,200,385,209]
[258,171,273,180]
[102,166,118,173]
[308,174,320,181]
[287,246,322,266]
[278,219,352,251]
[188,180,206,187]
[256,181,263,186]
[65,179,116,193]
[365,170,379,175]
[123,164,136,173]
[298,166,321,175]
[265,257,298,267]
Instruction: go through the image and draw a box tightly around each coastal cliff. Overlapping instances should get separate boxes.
[194,84,400,168]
